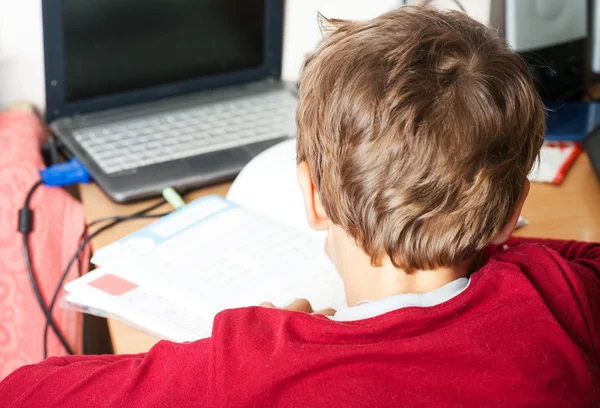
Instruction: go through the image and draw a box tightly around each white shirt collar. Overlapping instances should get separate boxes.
[330,277,470,322]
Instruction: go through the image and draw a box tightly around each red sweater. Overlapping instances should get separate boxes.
[1,237,599,407]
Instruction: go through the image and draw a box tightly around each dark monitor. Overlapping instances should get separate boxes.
[43,0,284,122]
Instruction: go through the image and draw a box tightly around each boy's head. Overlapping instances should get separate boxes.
[296,6,545,273]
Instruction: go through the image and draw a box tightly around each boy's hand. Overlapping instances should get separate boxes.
[260,299,336,316]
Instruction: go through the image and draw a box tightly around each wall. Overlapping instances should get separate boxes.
[406,0,491,23]
[281,0,400,81]
[0,0,45,111]
[282,0,492,82]
[0,0,492,112]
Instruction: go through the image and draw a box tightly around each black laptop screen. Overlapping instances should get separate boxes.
[62,0,266,102]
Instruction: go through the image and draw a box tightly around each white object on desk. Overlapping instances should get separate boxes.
[64,270,211,342]
[505,0,587,53]
[227,139,315,233]
[65,195,346,341]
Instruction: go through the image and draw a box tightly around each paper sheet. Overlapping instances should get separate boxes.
[90,196,347,320]
[64,269,212,341]
[227,139,318,234]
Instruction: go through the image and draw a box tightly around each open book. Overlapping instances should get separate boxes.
[63,140,346,342]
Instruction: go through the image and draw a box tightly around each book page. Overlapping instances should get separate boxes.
[226,139,321,235]
[65,269,212,341]
[92,196,347,322]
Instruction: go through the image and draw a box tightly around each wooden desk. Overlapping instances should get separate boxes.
[80,154,600,354]
[516,154,600,241]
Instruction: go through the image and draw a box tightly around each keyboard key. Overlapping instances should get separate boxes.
[162,138,178,146]
[129,144,146,152]
[238,130,255,138]
[176,134,193,143]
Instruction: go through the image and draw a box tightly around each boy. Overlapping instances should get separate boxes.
[1,6,599,407]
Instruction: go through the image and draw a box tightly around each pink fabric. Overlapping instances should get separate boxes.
[0,111,86,379]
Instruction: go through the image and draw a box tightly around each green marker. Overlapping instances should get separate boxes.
[162,187,185,209]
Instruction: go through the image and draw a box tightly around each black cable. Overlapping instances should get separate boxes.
[87,212,170,228]
[19,181,75,355]
[75,212,169,278]
[23,180,42,208]
[76,199,171,274]
[22,174,185,357]
[22,236,74,353]
[73,212,168,278]
[43,196,177,358]
[43,222,117,358]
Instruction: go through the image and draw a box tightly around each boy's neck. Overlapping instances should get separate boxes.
[329,226,475,306]
[343,259,474,306]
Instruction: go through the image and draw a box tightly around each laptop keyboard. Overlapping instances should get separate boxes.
[73,90,297,174]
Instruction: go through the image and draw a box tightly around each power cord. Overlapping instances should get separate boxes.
[42,206,170,358]
[19,180,75,355]
[20,157,185,358]
[19,158,91,357]
[41,191,187,358]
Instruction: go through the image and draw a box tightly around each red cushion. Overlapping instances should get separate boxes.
[0,111,86,379]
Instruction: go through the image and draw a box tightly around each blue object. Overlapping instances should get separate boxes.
[545,102,600,141]
[40,158,90,187]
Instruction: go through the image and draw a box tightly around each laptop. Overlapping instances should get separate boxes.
[43,0,296,203]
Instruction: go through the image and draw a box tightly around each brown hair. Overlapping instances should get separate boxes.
[296,6,545,272]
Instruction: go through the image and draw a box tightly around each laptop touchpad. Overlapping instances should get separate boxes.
[184,148,251,173]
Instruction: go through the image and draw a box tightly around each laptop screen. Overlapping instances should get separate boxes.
[62,0,266,102]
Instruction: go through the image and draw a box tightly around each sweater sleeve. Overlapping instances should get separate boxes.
[485,237,600,282]
[0,339,213,408]
[485,237,600,359]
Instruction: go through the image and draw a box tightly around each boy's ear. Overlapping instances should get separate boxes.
[491,180,530,245]
[297,162,330,231]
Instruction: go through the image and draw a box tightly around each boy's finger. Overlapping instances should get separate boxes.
[260,301,335,316]
[284,298,313,313]
[314,308,336,316]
